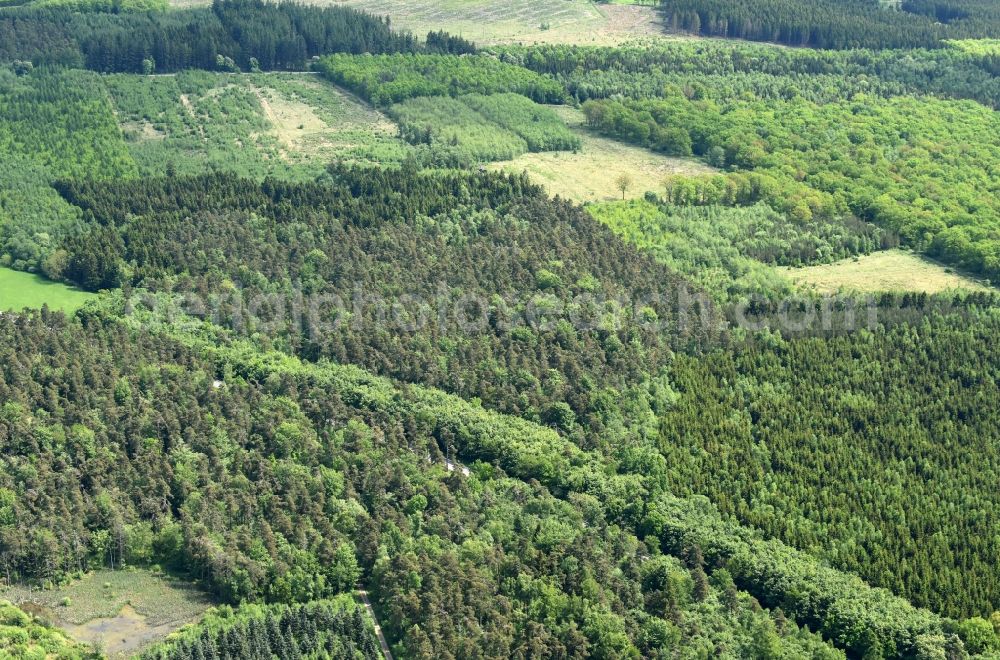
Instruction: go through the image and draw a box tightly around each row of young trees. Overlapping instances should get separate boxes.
[387,93,579,166]
[141,600,381,659]
[388,95,532,163]
[459,92,579,152]
[316,53,566,106]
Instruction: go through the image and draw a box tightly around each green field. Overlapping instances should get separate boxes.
[492,105,715,202]
[0,267,95,313]
[343,0,668,44]
[783,250,994,294]
[1,569,212,656]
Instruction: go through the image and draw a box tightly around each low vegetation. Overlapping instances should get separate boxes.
[588,200,791,300]
[588,199,893,300]
[492,105,714,202]
[783,249,993,294]
[0,266,96,312]
[1,570,212,655]
[249,75,402,165]
[388,93,579,165]
[1,570,211,628]
[107,72,408,178]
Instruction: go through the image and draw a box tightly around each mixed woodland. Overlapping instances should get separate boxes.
[2,0,1000,657]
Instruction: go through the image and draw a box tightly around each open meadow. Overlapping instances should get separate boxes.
[1,569,212,656]
[335,0,667,45]
[492,105,715,202]
[783,250,993,294]
[0,266,96,313]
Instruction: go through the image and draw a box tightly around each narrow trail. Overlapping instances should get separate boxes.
[356,588,394,660]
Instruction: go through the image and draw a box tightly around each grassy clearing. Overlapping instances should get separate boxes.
[0,267,95,313]
[491,105,715,202]
[107,71,407,178]
[2,569,212,657]
[249,74,405,166]
[783,250,994,294]
[309,0,666,45]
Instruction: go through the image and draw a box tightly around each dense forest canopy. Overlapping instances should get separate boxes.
[39,167,1000,634]
[2,0,1000,657]
[500,41,1000,109]
[0,307,858,658]
[139,599,383,659]
[657,0,1000,49]
[0,0,476,73]
[53,168,715,433]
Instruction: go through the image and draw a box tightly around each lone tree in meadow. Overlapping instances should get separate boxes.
[614,173,634,200]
